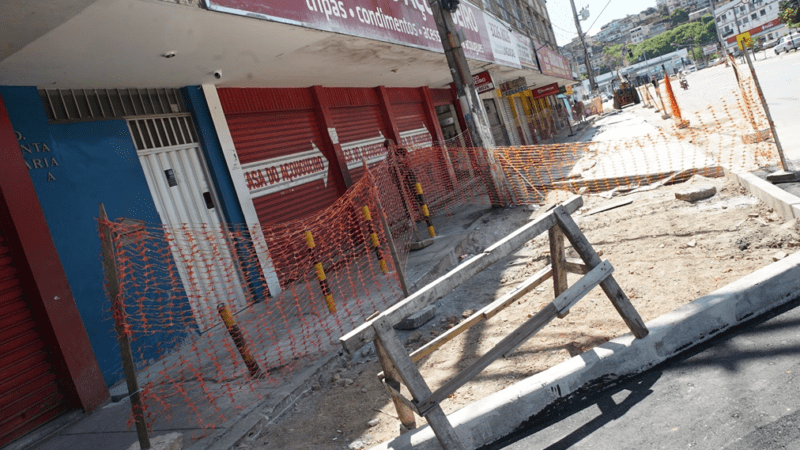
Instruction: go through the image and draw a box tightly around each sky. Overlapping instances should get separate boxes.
[546,0,658,46]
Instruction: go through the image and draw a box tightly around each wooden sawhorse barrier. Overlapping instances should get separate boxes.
[340,197,649,449]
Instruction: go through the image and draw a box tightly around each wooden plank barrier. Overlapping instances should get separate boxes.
[339,197,649,450]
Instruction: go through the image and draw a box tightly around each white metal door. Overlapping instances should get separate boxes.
[128,114,247,331]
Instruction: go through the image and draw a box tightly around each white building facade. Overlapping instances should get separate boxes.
[714,0,788,50]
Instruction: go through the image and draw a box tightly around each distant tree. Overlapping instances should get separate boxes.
[658,4,669,17]
[670,8,689,26]
[778,0,800,27]
[629,20,717,62]
[602,43,626,69]
[645,6,657,15]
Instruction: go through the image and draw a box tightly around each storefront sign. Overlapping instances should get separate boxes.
[703,44,716,55]
[499,77,527,97]
[399,126,433,149]
[16,131,59,182]
[473,71,495,93]
[342,127,431,170]
[534,41,572,80]
[484,14,521,69]
[726,19,781,43]
[531,82,559,99]
[207,0,496,64]
[243,143,330,198]
[513,31,537,70]
[343,133,389,170]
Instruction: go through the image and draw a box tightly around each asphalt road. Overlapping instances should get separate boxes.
[481,294,800,450]
[749,49,800,169]
[676,50,800,168]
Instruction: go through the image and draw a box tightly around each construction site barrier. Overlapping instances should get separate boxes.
[98,58,784,435]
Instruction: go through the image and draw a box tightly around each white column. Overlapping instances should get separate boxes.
[201,84,282,297]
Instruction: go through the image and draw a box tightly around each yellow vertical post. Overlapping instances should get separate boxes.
[414,182,435,237]
[217,303,264,378]
[305,230,336,313]
[362,206,389,273]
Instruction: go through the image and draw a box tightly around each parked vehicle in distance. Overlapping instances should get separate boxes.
[774,34,800,54]
[763,37,780,49]
[684,64,697,73]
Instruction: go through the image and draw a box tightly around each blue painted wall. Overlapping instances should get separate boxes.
[0,86,190,386]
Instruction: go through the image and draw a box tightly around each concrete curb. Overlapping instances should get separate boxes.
[369,172,800,450]
[724,169,800,220]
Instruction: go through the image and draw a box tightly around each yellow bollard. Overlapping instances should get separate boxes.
[305,231,336,313]
[362,206,389,273]
[217,303,264,378]
[414,182,435,238]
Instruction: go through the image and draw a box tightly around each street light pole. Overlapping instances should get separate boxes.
[569,0,597,93]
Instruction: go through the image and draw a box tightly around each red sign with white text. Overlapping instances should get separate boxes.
[473,71,494,93]
[725,19,781,43]
[533,41,572,80]
[208,0,495,63]
[531,82,559,99]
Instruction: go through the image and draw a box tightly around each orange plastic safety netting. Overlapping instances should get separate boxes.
[100,176,408,434]
[99,54,785,434]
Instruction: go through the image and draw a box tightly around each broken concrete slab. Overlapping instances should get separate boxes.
[675,185,716,202]
[765,170,799,184]
[127,433,182,450]
[408,238,434,251]
[394,305,436,330]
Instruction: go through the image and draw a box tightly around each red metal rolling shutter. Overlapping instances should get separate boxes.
[330,104,387,183]
[0,229,69,447]
[386,88,434,148]
[219,88,340,225]
[429,88,455,106]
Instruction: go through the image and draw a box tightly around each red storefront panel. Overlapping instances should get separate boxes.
[219,88,340,225]
[0,230,69,447]
[331,104,388,183]
[385,88,434,150]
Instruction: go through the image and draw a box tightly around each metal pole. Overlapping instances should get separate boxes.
[99,203,151,450]
[742,47,789,172]
[363,161,410,297]
[569,0,596,92]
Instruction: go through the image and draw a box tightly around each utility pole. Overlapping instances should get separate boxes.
[429,0,495,150]
[569,0,597,93]
[429,0,506,205]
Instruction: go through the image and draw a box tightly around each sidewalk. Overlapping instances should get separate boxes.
[13,201,536,450]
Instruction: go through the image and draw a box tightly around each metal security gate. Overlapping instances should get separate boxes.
[0,229,69,447]
[482,99,509,147]
[497,97,522,146]
[513,97,535,145]
[128,114,248,330]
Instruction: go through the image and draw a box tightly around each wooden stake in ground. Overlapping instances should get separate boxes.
[742,47,789,174]
[99,203,151,450]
